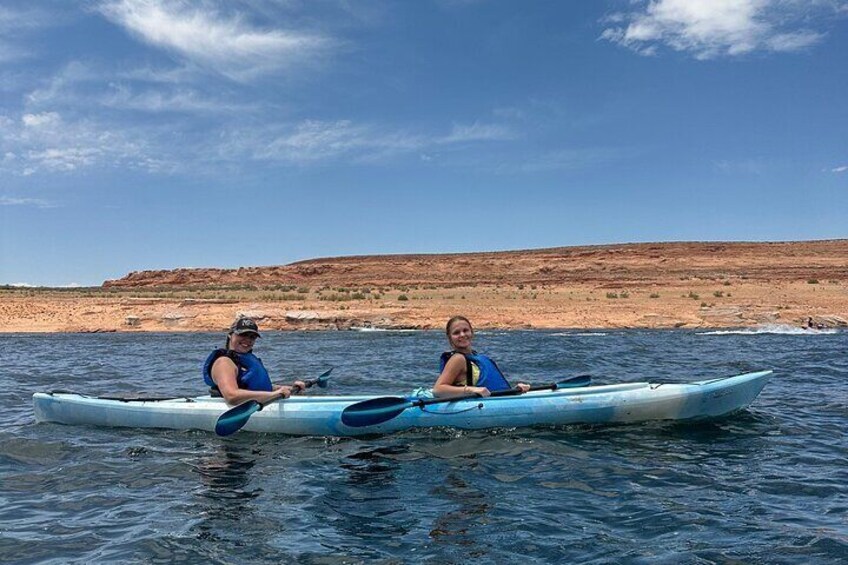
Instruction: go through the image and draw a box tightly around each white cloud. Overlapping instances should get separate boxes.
[22,112,61,128]
[240,119,424,163]
[117,63,204,84]
[440,122,514,143]
[0,195,58,208]
[1,109,180,176]
[100,83,253,113]
[25,147,102,173]
[98,0,334,80]
[25,61,99,107]
[601,0,827,59]
[22,60,245,117]
[832,165,847,173]
[5,281,81,287]
[219,118,514,165]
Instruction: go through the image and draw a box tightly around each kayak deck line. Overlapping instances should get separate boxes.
[33,370,773,437]
[43,390,196,403]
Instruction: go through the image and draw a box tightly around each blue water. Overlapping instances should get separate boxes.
[1,329,846,563]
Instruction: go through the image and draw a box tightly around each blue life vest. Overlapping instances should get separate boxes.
[202,349,273,394]
[439,351,512,392]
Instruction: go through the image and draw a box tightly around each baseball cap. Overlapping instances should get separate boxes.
[230,317,261,337]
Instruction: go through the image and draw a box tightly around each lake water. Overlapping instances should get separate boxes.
[2,328,846,563]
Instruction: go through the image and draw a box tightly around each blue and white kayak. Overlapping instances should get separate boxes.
[32,370,772,437]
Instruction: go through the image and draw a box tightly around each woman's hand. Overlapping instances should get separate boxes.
[290,380,307,394]
[467,386,491,397]
[515,382,531,394]
[273,385,295,399]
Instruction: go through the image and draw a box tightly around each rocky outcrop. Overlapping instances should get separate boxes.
[102,240,848,289]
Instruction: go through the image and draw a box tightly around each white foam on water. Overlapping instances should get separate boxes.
[349,327,419,332]
[699,323,838,336]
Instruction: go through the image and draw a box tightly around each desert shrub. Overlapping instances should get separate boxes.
[397,294,409,301]
[649,293,660,299]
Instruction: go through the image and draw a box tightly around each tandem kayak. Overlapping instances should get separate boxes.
[32,370,772,437]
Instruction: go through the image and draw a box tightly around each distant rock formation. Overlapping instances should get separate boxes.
[102,240,848,289]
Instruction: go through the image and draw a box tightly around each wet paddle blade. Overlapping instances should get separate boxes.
[215,400,262,436]
[556,374,591,388]
[313,368,333,388]
[340,396,411,428]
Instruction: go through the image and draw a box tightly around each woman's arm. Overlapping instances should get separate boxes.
[433,354,490,398]
[211,357,298,405]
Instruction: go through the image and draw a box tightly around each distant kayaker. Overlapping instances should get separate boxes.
[202,317,305,405]
[433,315,531,398]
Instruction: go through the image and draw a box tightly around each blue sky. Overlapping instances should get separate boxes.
[1,0,846,287]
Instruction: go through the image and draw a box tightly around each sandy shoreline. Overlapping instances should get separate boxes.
[3,241,846,333]
[2,280,845,333]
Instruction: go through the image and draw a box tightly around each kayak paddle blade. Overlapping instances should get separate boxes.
[215,400,262,436]
[341,396,411,428]
[313,368,333,389]
[556,374,591,388]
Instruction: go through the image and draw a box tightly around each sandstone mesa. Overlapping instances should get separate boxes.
[2,240,846,333]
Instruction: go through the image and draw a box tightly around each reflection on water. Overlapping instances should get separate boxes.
[318,443,414,554]
[341,444,407,485]
[429,472,492,560]
[190,443,262,545]
[194,444,260,499]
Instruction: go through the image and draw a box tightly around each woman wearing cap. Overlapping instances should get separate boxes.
[433,315,531,398]
[202,317,305,405]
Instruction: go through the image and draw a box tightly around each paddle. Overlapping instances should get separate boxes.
[214,368,333,436]
[340,373,591,428]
